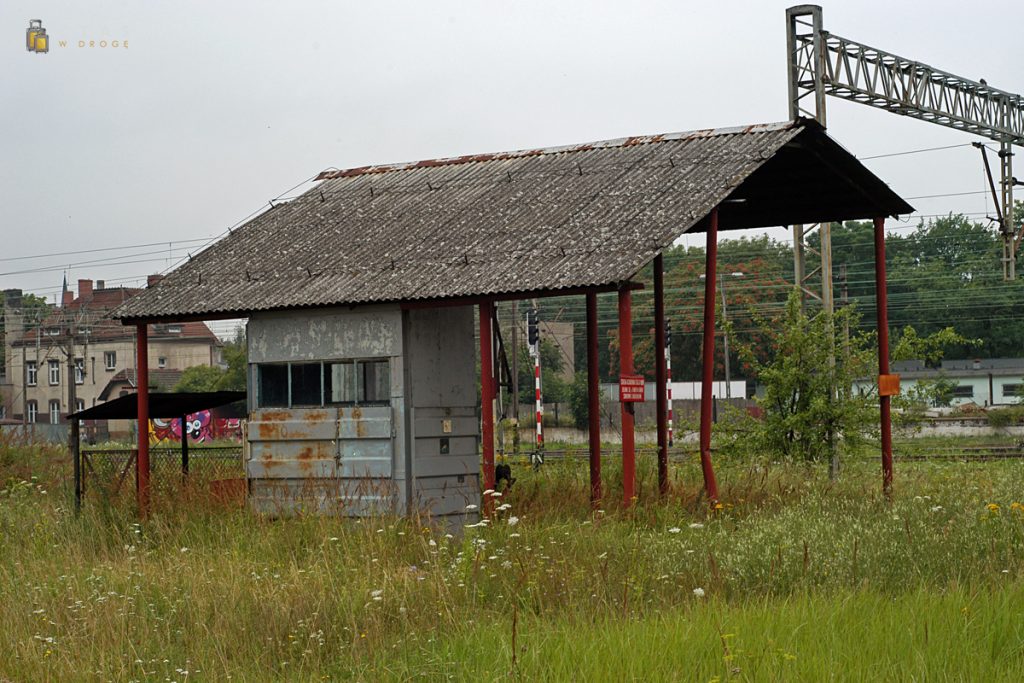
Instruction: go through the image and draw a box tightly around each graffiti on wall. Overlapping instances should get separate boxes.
[149,411,243,444]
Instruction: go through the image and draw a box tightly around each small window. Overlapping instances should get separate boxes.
[26,361,37,387]
[290,363,323,407]
[167,325,182,334]
[74,358,85,384]
[1003,383,1023,397]
[258,364,289,407]
[75,399,85,413]
[45,327,60,337]
[49,400,61,424]
[360,360,390,405]
[48,360,60,385]
[104,351,117,370]
[27,401,38,424]
[157,357,167,369]
[952,385,974,398]
[326,361,356,405]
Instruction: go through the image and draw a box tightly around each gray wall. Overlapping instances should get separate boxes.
[406,306,479,517]
[243,304,480,519]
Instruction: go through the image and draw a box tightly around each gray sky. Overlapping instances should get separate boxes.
[3,0,1022,323]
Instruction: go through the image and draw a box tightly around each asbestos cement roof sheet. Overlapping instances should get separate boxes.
[115,118,911,322]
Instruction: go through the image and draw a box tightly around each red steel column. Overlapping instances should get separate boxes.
[654,254,669,496]
[586,291,602,508]
[874,217,894,494]
[618,285,636,507]
[479,301,496,513]
[699,209,721,504]
[136,323,150,515]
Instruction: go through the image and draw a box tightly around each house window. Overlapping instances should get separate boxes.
[27,401,37,424]
[952,385,974,398]
[49,400,61,424]
[157,357,167,369]
[257,360,391,408]
[167,325,182,334]
[1003,383,1023,397]
[75,358,85,384]
[48,360,60,385]
[45,327,60,337]
[75,399,85,413]
[104,351,116,370]
[26,361,38,387]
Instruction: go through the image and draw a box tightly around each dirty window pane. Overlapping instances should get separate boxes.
[258,364,288,407]
[290,363,323,406]
[360,360,390,405]
[327,362,356,404]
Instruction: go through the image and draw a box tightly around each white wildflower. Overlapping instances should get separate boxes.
[668,527,681,534]
[507,516,520,527]
[689,523,704,529]
[692,587,706,598]
[465,504,479,511]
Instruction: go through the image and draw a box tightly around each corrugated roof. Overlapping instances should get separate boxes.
[115,118,912,322]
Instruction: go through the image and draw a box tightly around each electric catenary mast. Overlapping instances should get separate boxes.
[787,4,1024,279]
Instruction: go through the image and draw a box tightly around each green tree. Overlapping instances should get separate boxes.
[734,289,877,462]
[172,327,247,393]
[517,340,564,404]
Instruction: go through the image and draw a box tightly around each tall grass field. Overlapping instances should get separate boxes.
[2,436,1024,681]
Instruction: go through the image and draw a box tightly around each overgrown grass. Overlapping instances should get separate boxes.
[2,437,1024,680]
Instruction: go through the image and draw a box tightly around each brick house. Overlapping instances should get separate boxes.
[2,278,222,425]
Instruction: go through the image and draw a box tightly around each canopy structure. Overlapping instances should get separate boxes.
[69,391,245,513]
[69,391,245,421]
[107,117,912,515]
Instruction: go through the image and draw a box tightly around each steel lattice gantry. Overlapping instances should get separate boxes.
[787,4,1023,278]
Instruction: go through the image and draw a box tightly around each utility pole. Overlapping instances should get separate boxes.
[719,273,732,400]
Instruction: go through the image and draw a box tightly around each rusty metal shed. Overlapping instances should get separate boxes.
[114,117,912,517]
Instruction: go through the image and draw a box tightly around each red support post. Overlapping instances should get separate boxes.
[618,285,636,507]
[699,208,721,504]
[654,254,669,496]
[479,301,496,514]
[874,217,894,495]
[136,323,150,516]
[586,291,602,508]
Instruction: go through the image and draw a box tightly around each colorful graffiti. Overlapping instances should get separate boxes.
[149,410,243,444]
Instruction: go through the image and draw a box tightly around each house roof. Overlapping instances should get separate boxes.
[98,368,186,400]
[14,287,219,346]
[114,118,912,323]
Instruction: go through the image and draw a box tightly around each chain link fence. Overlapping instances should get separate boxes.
[81,446,244,499]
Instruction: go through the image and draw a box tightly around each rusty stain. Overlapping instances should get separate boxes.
[298,446,314,460]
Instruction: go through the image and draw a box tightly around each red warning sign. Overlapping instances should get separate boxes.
[619,375,645,403]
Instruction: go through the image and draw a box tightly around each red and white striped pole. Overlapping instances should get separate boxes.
[534,346,543,449]
[666,341,674,448]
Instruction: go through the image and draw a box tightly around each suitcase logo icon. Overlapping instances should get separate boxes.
[26,19,49,53]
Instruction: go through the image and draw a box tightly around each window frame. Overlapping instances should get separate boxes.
[74,357,85,385]
[48,360,60,386]
[256,359,391,409]
[27,401,38,424]
[26,361,38,387]
[104,351,117,371]
[952,384,974,399]
[48,400,60,424]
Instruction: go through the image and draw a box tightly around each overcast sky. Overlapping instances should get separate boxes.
[3,0,1022,313]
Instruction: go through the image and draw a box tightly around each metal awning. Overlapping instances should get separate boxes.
[70,391,246,421]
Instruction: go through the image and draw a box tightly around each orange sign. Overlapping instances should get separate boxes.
[879,373,901,397]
